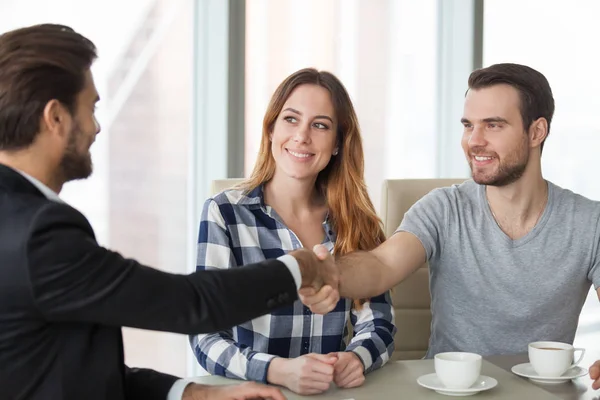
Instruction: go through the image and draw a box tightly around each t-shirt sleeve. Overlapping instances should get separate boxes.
[396,187,450,262]
[587,213,600,289]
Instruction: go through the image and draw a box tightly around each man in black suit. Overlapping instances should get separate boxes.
[0,24,340,400]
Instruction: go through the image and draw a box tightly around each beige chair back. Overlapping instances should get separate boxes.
[381,179,465,360]
[210,178,245,195]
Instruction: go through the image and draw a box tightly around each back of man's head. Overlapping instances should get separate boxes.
[0,24,97,151]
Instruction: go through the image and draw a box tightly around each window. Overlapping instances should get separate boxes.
[245,0,439,209]
[484,0,600,348]
[0,0,194,377]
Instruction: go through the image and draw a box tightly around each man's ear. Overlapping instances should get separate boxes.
[41,99,69,137]
[529,117,548,149]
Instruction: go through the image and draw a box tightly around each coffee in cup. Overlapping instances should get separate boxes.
[528,341,585,377]
[434,352,482,389]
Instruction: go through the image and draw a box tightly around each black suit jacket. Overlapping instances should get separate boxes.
[0,164,298,400]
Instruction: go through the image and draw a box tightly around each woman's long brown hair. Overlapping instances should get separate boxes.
[242,68,386,307]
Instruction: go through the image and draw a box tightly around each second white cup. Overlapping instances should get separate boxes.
[528,341,585,377]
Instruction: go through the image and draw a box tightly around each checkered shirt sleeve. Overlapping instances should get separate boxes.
[190,198,276,382]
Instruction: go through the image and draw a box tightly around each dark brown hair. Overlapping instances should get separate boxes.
[0,24,97,150]
[468,63,555,151]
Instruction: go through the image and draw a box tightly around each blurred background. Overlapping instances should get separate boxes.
[2,0,599,378]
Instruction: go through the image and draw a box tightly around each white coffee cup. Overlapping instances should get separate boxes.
[528,341,585,377]
[434,352,482,389]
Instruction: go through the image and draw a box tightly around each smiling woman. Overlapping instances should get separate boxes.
[190,68,396,395]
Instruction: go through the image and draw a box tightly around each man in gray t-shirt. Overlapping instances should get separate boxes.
[300,63,600,389]
[400,179,600,358]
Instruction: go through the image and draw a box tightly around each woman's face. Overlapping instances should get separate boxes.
[270,84,338,182]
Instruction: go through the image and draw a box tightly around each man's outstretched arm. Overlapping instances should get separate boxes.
[300,232,426,313]
[338,232,427,298]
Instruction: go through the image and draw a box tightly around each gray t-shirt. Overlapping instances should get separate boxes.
[398,179,600,358]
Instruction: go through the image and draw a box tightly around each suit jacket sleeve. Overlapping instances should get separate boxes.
[124,367,179,400]
[26,201,298,334]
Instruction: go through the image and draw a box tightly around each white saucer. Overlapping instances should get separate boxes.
[417,373,498,396]
[511,363,588,384]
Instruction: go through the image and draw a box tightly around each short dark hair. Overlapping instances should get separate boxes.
[468,63,555,151]
[0,24,97,150]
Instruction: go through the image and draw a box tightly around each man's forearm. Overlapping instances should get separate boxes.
[338,251,393,299]
[338,232,427,299]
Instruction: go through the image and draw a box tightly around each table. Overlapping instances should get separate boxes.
[188,352,600,399]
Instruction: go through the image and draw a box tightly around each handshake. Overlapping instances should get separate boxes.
[290,244,340,314]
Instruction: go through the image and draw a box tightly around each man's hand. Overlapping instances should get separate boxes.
[182,381,286,400]
[330,352,365,388]
[266,353,337,395]
[589,360,600,389]
[291,245,339,314]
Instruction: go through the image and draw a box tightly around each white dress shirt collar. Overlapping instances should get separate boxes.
[15,169,64,203]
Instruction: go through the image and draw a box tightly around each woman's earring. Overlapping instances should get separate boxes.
[332,148,339,156]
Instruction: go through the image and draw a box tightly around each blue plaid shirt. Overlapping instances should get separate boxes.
[189,186,396,383]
